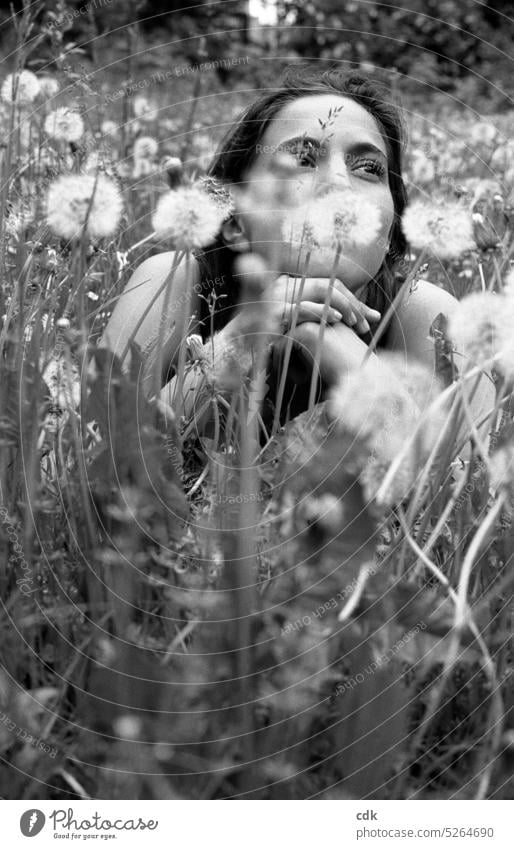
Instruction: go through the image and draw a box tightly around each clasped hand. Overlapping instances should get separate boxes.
[268,274,381,385]
[269,274,381,336]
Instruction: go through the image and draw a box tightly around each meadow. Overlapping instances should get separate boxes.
[0,17,513,801]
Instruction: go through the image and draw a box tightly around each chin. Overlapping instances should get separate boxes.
[280,245,380,292]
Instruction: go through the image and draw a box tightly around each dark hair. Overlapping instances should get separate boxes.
[192,65,409,345]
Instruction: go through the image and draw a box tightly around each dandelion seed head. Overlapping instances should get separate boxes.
[402,198,475,260]
[133,96,158,121]
[45,173,124,241]
[283,206,323,251]
[1,70,40,104]
[360,451,416,508]
[133,135,158,160]
[285,190,382,251]
[44,107,85,143]
[469,122,497,148]
[328,358,421,473]
[39,76,60,98]
[101,120,119,137]
[198,176,235,220]
[151,185,226,249]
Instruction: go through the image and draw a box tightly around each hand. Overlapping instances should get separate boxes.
[269,274,381,336]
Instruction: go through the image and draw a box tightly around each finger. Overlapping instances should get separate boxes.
[286,301,343,326]
[331,281,380,326]
[302,280,356,325]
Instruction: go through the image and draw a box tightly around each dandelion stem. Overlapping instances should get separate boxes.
[271,253,311,436]
[307,245,341,410]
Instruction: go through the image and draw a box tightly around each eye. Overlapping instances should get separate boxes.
[353,157,386,180]
[282,138,322,168]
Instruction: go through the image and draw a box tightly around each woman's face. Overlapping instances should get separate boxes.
[238,94,395,296]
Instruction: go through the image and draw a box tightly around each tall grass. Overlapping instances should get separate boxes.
[0,4,513,800]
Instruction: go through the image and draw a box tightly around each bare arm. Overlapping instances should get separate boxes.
[99,251,202,380]
[388,280,497,461]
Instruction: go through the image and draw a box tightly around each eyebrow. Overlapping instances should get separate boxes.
[277,135,388,162]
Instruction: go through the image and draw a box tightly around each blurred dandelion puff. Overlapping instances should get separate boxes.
[328,356,437,506]
[38,76,60,99]
[133,136,158,160]
[294,190,382,250]
[151,185,226,249]
[133,96,158,121]
[44,107,85,143]
[101,119,119,138]
[45,173,124,241]
[402,198,475,260]
[1,70,40,104]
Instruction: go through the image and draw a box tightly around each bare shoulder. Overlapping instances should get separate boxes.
[100,250,201,360]
[388,278,459,366]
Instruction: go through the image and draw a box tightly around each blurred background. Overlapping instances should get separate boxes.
[0,0,512,109]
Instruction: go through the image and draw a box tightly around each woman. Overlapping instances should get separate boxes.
[101,67,494,456]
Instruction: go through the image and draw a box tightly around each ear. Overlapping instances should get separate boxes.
[221,215,251,253]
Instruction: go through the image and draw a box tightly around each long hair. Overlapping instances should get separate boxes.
[192,65,409,344]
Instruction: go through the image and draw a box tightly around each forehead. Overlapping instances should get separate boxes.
[262,94,387,155]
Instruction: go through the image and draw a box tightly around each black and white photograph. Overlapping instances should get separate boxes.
[0,0,512,837]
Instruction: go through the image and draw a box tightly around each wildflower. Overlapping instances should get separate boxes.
[402,197,475,260]
[44,107,85,143]
[45,173,124,241]
[42,356,81,411]
[133,135,158,160]
[161,155,183,188]
[38,76,60,99]
[1,70,40,104]
[5,199,35,239]
[186,333,208,363]
[472,212,501,250]
[151,184,226,249]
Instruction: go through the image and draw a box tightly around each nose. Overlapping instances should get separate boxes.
[316,149,352,195]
